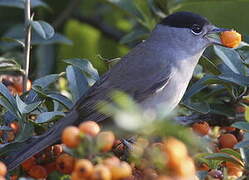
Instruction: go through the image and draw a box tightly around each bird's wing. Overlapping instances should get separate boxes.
[73,41,173,123]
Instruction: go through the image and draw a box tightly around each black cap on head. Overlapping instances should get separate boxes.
[160,11,210,29]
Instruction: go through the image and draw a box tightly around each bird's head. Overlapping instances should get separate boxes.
[153,11,229,53]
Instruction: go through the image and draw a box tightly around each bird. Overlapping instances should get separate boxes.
[2,11,229,170]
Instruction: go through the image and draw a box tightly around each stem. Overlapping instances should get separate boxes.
[23,0,32,93]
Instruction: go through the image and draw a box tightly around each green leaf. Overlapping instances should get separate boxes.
[220,148,242,160]
[15,122,34,142]
[0,57,22,73]
[218,73,249,86]
[214,46,245,75]
[0,97,18,118]
[36,111,65,124]
[64,58,99,81]
[182,100,210,114]
[232,122,249,131]
[16,96,41,114]
[204,153,244,167]
[47,93,73,109]
[199,56,220,75]
[66,66,89,102]
[30,20,55,40]
[0,0,47,9]
[235,140,249,149]
[0,24,72,50]
[33,74,60,88]
[245,106,249,122]
[0,83,17,109]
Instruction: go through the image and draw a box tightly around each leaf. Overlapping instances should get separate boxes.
[0,0,47,9]
[232,122,249,131]
[0,97,18,118]
[199,56,220,75]
[47,93,73,109]
[36,111,65,124]
[214,45,245,75]
[30,20,55,40]
[240,148,249,168]
[0,24,72,51]
[66,66,89,102]
[33,74,60,88]
[64,58,99,81]
[218,73,249,86]
[245,106,249,122]
[220,148,242,160]
[16,96,41,114]
[182,100,210,114]
[0,83,17,109]
[0,57,22,73]
[15,122,34,142]
[204,153,244,167]
[235,140,249,149]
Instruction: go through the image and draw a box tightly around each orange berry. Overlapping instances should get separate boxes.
[10,121,19,134]
[21,156,36,171]
[10,175,18,180]
[225,162,243,177]
[62,126,81,148]
[109,161,132,180]
[219,133,238,148]
[192,121,210,136]
[0,162,7,176]
[163,137,188,167]
[74,159,93,178]
[56,153,75,174]
[71,172,84,180]
[156,176,173,180]
[96,131,115,152]
[79,121,100,136]
[28,165,47,179]
[103,156,120,168]
[44,162,57,174]
[220,30,241,48]
[174,157,196,178]
[91,164,111,180]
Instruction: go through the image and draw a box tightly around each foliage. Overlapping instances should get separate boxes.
[0,0,249,180]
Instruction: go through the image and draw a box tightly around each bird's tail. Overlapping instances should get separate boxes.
[2,109,79,171]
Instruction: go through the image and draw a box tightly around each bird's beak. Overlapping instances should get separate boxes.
[205,26,231,46]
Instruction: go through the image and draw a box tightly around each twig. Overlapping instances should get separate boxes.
[23,0,32,93]
[52,0,80,29]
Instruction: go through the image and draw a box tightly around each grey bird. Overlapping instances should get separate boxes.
[3,11,229,170]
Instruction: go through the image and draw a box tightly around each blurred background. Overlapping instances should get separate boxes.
[0,0,248,80]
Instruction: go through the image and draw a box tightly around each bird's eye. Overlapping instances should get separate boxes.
[191,24,202,35]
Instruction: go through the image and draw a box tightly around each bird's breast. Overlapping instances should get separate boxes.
[141,53,202,115]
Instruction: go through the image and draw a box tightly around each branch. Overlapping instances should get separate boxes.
[23,0,32,93]
[52,0,80,29]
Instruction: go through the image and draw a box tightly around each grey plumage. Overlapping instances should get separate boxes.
[2,11,228,170]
